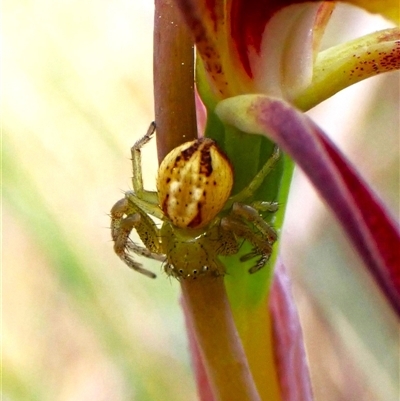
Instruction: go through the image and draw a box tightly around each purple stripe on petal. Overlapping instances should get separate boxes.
[253,97,400,316]
[270,258,314,401]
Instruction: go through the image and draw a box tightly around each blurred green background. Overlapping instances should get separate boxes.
[3,1,194,400]
[3,1,399,401]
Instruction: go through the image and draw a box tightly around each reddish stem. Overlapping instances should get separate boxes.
[153,2,261,400]
[153,0,197,162]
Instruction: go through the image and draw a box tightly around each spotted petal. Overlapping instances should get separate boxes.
[176,1,335,101]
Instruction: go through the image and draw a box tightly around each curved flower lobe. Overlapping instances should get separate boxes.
[216,94,400,316]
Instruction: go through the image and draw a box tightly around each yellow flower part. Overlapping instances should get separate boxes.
[348,0,399,22]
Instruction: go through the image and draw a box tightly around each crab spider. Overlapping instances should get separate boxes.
[111,122,279,279]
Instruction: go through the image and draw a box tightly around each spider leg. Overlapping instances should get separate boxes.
[130,122,159,204]
[214,224,239,256]
[110,198,162,279]
[231,203,277,243]
[224,146,280,210]
[117,244,157,279]
[110,198,129,243]
[251,200,279,213]
[221,215,274,274]
[125,240,166,262]
[125,191,164,220]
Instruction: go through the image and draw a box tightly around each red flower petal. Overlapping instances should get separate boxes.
[318,133,400,310]
[229,0,327,78]
[259,98,400,315]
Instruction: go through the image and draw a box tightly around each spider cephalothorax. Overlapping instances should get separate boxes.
[111,122,279,279]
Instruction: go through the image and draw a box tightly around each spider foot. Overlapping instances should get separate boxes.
[240,250,271,273]
[232,203,277,243]
[119,251,157,279]
[131,121,156,152]
[112,229,158,279]
[222,215,275,273]
[251,200,279,213]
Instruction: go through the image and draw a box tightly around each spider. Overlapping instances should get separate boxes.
[110,122,280,280]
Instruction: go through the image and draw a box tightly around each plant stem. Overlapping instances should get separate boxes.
[153,2,261,400]
[153,0,197,162]
[181,277,261,401]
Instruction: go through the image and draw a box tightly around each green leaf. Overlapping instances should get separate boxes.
[197,87,293,306]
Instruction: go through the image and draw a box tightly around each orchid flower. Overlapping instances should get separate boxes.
[153,1,400,400]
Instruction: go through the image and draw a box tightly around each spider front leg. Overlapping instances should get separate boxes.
[224,146,280,210]
[111,198,164,279]
[131,122,159,205]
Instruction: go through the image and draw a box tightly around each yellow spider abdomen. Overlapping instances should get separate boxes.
[157,138,233,229]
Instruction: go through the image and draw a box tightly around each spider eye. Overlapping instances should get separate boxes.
[157,138,233,229]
